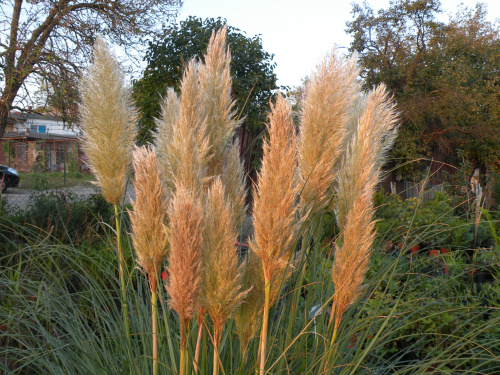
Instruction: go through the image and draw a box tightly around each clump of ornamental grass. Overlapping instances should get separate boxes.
[298,50,360,217]
[129,146,169,375]
[250,93,298,375]
[79,36,137,339]
[166,186,204,375]
[327,84,398,368]
[153,28,247,373]
[200,178,247,375]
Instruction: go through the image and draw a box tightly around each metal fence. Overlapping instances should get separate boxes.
[0,139,135,213]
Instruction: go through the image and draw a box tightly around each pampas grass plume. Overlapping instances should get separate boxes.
[200,178,247,345]
[298,50,359,214]
[79,36,137,205]
[331,84,398,330]
[198,26,239,178]
[129,146,169,291]
[251,93,298,284]
[166,186,204,346]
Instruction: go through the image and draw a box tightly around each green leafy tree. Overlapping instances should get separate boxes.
[133,16,279,171]
[347,0,500,178]
[0,0,181,139]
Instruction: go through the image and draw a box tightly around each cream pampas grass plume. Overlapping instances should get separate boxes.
[79,36,137,340]
[130,145,169,290]
[222,140,247,232]
[198,26,239,178]
[200,178,247,375]
[79,36,137,205]
[154,87,180,196]
[330,84,398,334]
[166,186,203,375]
[235,248,265,357]
[298,50,360,214]
[251,93,298,375]
[129,146,168,375]
[155,60,210,199]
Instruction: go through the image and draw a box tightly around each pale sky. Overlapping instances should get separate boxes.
[177,0,500,88]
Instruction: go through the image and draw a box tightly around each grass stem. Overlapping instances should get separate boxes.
[259,271,271,375]
[194,320,203,374]
[114,204,130,342]
[151,289,158,375]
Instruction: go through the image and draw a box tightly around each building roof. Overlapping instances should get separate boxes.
[1,131,79,141]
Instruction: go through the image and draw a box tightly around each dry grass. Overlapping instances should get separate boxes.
[129,146,169,292]
[166,186,204,348]
[235,247,265,356]
[331,84,398,329]
[79,36,137,205]
[251,93,298,286]
[221,140,247,233]
[200,178,247,345]
[198,27,240,178]
[155,60,210,200]
[298,50,360,215]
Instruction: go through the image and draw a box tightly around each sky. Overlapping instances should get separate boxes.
[176,0,500,89]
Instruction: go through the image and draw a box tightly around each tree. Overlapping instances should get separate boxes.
[133,17,279,168]
[0,0,181,139]
[347,0,500,177]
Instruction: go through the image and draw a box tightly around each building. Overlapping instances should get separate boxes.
[1,112,85,172]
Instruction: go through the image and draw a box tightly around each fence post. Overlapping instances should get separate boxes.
[8,140,11,167]
[64,141,67,185]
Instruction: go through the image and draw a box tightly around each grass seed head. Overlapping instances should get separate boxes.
[298,50,360,215]
[332,83,399,328]
[79,36,137,205]
[251,93,298,286]
[166,186,204,328]
[129,146,169,293]
[198,26,240,178]
[200,178,247,344]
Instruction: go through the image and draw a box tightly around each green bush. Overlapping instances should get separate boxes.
[1,189,114,244]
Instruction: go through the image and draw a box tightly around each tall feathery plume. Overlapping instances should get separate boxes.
[221,140,247,233]
[329,84,398,342]
[200,178,247,375]
[155,60,210,199]
[167,186,204,375]
[251,93,298,375]
[298,50,360,216]
[129,146,169,375]
[79,36,137,339]
[235,248,265,358]
[198,26,239,178]
[154,87,180,199]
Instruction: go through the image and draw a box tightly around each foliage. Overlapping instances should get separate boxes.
[1,224,499,374]
[1,189,114,244]
[0,0,182,138]
[347,0,500,175]
[133,16,279,143]
[18,171,95,190]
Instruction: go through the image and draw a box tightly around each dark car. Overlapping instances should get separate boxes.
[0,164,20,193]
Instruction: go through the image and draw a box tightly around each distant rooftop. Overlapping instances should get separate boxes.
[1,131,79,141]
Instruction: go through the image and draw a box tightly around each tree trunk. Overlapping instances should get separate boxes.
[0,101,11,140]
[0,87,20,140]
